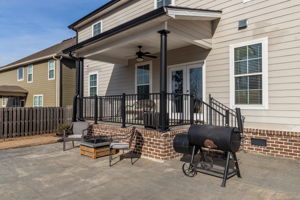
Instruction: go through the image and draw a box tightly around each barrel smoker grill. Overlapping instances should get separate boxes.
[173,108,244,187]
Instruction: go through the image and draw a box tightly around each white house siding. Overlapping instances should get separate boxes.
[80,0,300,131]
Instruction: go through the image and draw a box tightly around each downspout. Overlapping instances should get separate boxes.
[52,55,63,107]
[69,52,84,121]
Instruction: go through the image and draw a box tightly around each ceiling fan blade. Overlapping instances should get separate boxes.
[144,55,157,59]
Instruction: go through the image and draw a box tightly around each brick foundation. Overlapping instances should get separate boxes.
[92,124,300,161]
[92,124,187,160]
[243,128,300,160]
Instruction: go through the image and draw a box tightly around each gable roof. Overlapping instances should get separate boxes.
[63,6,222,54]
[68,0,130,30]
[1,37,76,71]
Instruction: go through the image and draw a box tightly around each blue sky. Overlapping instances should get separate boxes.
[0,0,110,66]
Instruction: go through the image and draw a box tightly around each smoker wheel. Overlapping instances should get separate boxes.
[182,163,197,177]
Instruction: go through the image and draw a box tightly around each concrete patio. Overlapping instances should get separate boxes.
[0,143,299,200]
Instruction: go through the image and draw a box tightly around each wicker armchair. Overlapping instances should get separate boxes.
[62,122,92,151]
[109,127,137,166]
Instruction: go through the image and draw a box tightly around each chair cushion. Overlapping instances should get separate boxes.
[73,122,89,135]
[110,143,130,149]
[68,135,82,139]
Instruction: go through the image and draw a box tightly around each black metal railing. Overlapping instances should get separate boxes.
[209,94,246,128]
[75,93,244,131]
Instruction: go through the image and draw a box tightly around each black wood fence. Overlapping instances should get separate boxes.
[0,106,73,139]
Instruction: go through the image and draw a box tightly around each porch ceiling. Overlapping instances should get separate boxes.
[68,6,221,65]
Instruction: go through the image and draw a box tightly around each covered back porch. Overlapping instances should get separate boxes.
[63,6,241,131]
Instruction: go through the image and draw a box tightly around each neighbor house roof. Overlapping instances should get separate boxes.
[0,37,76,72]
[63,6,222,54]
[0,85,28,97]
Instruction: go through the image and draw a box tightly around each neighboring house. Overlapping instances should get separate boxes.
[0,38,76,108]
[63,0,300,133]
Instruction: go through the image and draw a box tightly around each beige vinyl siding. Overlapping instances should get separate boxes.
[0,60,57,107]
[84,45,207,96]
[78,0,154,42]
[80,0,300,131]
[176,0,300,131]
[61,58,76,106]
[84,60,134,96]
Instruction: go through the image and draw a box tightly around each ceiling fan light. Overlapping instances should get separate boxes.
[136,57,144,62]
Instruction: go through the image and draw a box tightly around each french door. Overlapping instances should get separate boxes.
[168,62,204,121]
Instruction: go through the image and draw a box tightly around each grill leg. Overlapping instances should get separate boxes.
[221,152,230,187]
[199,147,205,162]
[190,145,196,166]
[232,153,241,178]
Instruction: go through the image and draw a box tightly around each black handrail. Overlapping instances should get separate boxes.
[75,93,244,131]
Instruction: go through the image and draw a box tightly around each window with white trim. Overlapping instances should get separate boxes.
[27,65,33,83]
[136,63,151,100]
[17,67,24,81]
[33,95,43,107]
[2,98,7,107]
[89,73,98,96]
[156,0,173,8]
[48,60,55,80]
[93,21,102,37]
[230,38,268,109]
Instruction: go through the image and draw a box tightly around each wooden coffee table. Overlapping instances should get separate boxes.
[80,138,118,159]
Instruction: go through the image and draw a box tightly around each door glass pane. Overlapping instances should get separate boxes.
[137,85,150,100]
[172,70,183,113]
[189,67,202,101]
[189,67,202,113]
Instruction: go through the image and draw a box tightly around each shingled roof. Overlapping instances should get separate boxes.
[1,37,76,71]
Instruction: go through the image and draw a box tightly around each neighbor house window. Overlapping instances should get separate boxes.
[136,62,152,100]
[33,95,43,107]
[156,0,173,8]
[89,73,98,96]
[27,65,33,83]
[230,38,268,109]
[17,67,24,81]
[93,21,102,36]
[48,60,55,80]
[2,98,7,107]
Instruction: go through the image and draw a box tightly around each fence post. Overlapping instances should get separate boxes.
[121,93,126,128]
[94,95,98,124]
[190,95,194,125]
[225,109,230,126]
[209,94,213,125]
